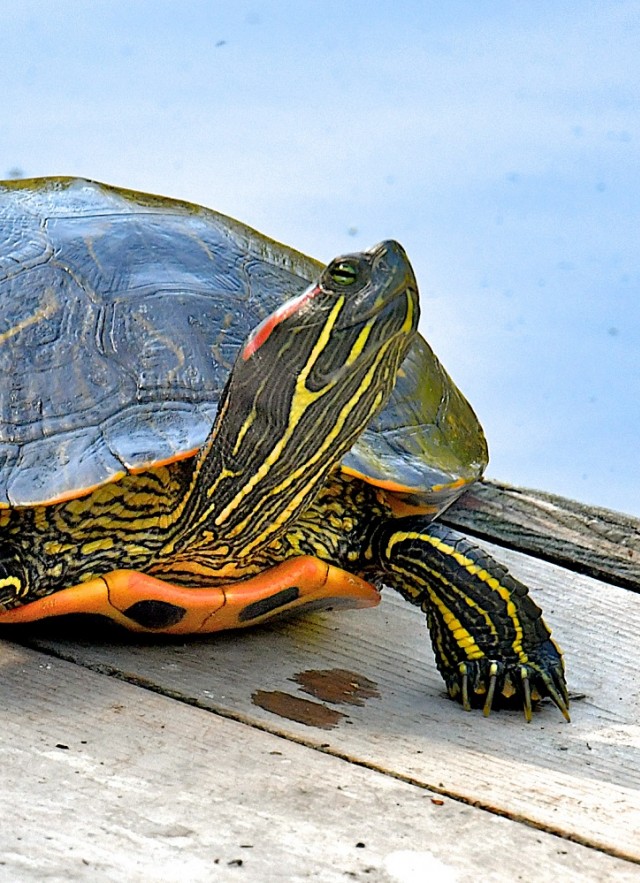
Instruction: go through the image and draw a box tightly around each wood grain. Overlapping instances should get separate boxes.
[2,642,635,883]
[12,542,640,865]
[444,480,640,590]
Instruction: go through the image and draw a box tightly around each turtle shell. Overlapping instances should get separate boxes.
[0,177,487,512]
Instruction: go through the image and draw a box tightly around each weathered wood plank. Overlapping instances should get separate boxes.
[2,643,635,883]
[444,480,640,591]
[12,543,640,864]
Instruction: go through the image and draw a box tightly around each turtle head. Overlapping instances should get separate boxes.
[242,239,419,387]
[186,241,419,557]
[237,240,419,466]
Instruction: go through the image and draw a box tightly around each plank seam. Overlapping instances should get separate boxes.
[440,519,640,595]
[14,634,640,869]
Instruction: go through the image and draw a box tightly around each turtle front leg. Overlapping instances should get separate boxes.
[364,518,570,721]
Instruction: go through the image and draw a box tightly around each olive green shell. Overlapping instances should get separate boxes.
[0,177,487,510]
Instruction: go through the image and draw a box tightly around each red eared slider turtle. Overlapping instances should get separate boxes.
[0,178,568,720]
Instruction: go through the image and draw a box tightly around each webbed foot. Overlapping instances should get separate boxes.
[444,639,570,721]
[368,519,570,722]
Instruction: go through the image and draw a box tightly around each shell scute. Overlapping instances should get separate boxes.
[0,177,487,512]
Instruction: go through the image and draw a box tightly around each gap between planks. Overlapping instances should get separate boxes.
[8,540,640,866]
[1,641,638,883]
[444,479,640,591]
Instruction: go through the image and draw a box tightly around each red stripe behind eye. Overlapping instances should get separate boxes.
[241,285,321,360]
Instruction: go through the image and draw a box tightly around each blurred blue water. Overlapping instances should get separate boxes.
[2,1,638,514]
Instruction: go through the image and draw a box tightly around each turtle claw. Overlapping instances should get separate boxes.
[520,667,533,723]
[445,640,570,722]
[528,640,571,722]
[482,662,498,717]
[460,663,471,712]
[542,678,571,723]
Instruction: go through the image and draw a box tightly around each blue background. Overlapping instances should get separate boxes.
[2,1,638,514]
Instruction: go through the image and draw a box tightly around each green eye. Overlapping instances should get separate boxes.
[329,260,358,286]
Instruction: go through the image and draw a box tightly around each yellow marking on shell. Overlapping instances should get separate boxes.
[80,537,115,556]
[185,224,226,266]
[430,477,468,494]
[340,465,427,498]
[0,287,58,344]
[84,236,107,279]
[385,496,439,517]
[137,313,187,381]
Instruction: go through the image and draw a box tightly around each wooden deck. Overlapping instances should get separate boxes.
[1,482,639,882]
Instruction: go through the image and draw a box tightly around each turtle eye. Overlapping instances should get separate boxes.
[329,260,358,286]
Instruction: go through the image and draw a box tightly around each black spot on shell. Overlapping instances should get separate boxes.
[124,599,187,629]
[238,586,300,622]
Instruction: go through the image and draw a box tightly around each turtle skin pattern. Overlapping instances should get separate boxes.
[0,180,569,720]
[249,471,570,720]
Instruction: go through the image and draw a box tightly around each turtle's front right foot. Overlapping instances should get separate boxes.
[369,519,570,722]
[441,640,570,721]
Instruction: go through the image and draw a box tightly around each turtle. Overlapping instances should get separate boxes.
[0,177,569,721]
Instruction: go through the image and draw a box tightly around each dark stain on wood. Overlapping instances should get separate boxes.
[251,690,345,729]
[292,668,381,706]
